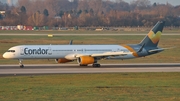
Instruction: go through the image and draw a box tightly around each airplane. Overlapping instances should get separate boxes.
[3,21,165,68]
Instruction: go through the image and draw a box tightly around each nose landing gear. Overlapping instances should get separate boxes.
[19,59,24,68]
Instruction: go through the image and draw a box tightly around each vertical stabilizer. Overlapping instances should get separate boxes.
[140,21,165,47]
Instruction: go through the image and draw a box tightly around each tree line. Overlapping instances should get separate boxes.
[0,0,180,27]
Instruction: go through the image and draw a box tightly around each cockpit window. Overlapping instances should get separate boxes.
[7,50,15,52]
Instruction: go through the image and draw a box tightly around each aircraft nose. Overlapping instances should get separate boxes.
[3,53,8,59]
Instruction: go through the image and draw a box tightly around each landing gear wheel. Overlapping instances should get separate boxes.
[19,59,24,68]
[92,64,101,67]
[20,64,24,68]
[80,64,88,66]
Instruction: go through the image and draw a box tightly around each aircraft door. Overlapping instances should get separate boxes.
[48,47,52,55]
[83,49,86,53]
[20,47,24,55]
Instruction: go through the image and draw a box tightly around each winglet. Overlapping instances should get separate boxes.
[69,40,73,45]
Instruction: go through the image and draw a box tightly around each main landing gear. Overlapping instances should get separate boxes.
[79,63,101,67]
[80,64,88,66]
[92,63,101,67]
[19,59,24,68]
[93,61,101,67]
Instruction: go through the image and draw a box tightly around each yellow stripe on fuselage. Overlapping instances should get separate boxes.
[122,45,139,57]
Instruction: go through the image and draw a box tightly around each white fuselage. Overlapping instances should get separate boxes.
[3,45,135,60]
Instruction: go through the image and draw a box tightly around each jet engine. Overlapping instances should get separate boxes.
[55,58,72,63]
[77,56,95,65]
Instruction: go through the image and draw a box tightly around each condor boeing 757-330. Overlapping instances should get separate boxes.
[3,21,165,68]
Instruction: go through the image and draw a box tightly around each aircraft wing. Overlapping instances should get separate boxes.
[75,51,132,58]
[91,51,132,57]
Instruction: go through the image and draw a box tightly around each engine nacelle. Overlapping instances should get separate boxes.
[55,58,72,63]
[77,56,95,65]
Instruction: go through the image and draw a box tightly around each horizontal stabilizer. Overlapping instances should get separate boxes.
[149,47,175,53]
[148,48,164,53]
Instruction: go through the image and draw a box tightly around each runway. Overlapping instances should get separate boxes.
[0,63,180,75]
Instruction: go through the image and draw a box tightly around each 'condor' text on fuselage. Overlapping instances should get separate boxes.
[24,48,48,55]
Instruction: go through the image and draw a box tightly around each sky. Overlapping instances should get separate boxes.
[119,0,180,6]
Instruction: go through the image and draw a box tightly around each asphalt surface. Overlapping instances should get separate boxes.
[0,63,180,75]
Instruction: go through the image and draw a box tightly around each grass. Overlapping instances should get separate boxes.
[0,31,180,101]
[0,73,180,101]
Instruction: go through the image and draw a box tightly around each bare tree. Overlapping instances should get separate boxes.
[88,0,103,16]
[28,11,44,26]
[77,0,89,11]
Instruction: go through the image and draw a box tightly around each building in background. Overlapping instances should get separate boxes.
[0,11,5,20]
